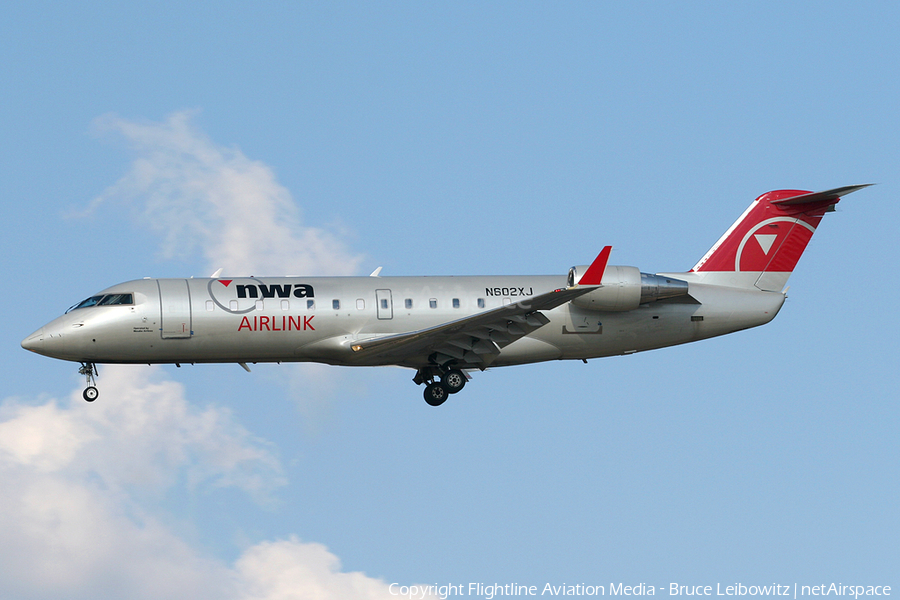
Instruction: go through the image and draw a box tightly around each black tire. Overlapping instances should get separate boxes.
[442,369,466,394]
[83,386,99,402]
[423,382,449,406]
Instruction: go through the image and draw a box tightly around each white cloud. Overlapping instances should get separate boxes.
[0,471,234,600]
[1,366,285,501]
[0,370,405,600]
[234,537,402,600]
[89,110,362,277]
[0,367,259,598]
[0,112,406,598]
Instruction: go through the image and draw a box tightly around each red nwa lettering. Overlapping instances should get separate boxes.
[238,315,315,332]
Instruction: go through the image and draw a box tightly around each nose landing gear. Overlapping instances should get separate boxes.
[78,362,99,402]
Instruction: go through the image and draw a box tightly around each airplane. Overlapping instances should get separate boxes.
[22,184,869,406]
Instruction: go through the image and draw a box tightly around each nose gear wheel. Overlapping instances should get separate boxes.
[78,363,99,402]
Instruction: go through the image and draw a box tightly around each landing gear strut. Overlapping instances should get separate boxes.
[78,362,99,402]
[416,366,469,406]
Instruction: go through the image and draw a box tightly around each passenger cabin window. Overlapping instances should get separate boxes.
[452,298,460,308]
[281,300,290,311]
[477,298,485,308]
[333,299,341,310]
[429,299,437,309]
[405,298,413,309]
[230,300,239,311]
[206,300,214,312]
[356,299,365,310]
[255,300,264,310]
[307,299,315,310]
[380,299,389,310]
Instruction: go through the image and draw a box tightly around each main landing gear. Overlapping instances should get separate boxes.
[418,367,467,406]
[78,362,99,402]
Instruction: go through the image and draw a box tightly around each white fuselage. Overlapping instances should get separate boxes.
[23,274,785,369]
[22,184,865,404]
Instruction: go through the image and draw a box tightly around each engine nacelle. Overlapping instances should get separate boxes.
[567,264,642,311]
[567,265,690,311]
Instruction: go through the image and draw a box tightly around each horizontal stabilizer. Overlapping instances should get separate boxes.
[770,184,872,206]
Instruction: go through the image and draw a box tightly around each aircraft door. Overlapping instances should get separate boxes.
[375,289,393,320]
[158,279,192,338]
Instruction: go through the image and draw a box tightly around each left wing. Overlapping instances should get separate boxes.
[349,285,597,369]
[348,247,611,369]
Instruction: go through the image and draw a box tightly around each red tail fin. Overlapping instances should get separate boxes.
[691,185,869,291]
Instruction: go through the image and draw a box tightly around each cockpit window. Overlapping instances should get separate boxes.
[98,293,134,306]
[70,295,105,311]
[67,293,134,312]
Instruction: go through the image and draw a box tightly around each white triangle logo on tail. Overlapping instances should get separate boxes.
[755,234,777,255]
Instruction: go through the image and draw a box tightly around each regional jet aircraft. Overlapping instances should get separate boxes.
[22,185,869,406]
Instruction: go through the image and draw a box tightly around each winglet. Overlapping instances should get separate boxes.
[578,246,612,285]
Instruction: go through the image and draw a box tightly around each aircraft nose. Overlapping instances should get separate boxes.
[21,327,44,353]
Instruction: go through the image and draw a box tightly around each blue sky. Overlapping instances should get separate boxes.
[2,2,898,598]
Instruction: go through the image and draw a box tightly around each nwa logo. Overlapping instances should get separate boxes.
[207,278,315,314]
[734,217,815,272]
[234,282,314,299]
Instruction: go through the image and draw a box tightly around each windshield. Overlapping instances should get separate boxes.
[67,293,134,313]
[98,293,133,306]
